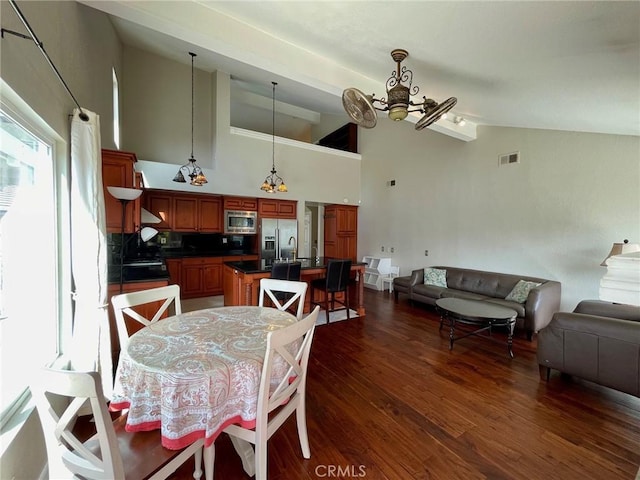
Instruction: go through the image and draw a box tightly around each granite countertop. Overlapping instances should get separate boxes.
[161,249,257,258]
[225,257,364,274]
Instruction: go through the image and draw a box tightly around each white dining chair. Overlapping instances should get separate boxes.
[259,278,308,320]
[222,305,320,480]
[111,284,182,351]
[31,367,208,480]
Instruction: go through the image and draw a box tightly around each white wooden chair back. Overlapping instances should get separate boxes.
[223,306,320,480]
[31,368,127,479]
[111,284,182,350]
[259,278,308,320]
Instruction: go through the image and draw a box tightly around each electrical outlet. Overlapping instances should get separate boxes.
[160,237,167,245]
[381,246,385,252]
[425,250,429,256]
[390,247,394,253]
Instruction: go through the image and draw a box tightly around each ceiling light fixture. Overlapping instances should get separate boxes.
[342,48,457,131]
[173,52,208,186]
[260,81,288,193]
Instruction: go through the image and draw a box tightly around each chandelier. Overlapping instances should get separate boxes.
[260,81,288,193]
[342,48,457,131]
[173,52,208,186]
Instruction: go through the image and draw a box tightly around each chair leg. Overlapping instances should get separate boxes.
[296,402,311,459]
[193,447,203,480]
[255,438,268,480]
[345,286,350,320]
[325,292,330,324]
[203,444,215,480]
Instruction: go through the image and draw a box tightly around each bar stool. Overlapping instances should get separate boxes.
[310,259,352,324]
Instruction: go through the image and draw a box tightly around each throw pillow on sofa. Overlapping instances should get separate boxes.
[424,267,447,287]
[505,279,541,303]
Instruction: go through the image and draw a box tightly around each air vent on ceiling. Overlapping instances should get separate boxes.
[499,151,520,166]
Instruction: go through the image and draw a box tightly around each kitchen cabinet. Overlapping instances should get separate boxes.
[145,191,173,229]
[144,190,222,232]
[258,199,297,219]
[324,205,358,261]
[165,258,182,286]
[180,257,223,298]
[102,149,140,233]
[224,196,258,211]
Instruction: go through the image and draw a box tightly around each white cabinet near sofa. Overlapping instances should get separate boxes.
[362,256,392,291]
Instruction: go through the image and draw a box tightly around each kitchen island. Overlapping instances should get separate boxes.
[223,258,366,316]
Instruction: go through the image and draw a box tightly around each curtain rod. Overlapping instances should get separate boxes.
[1,0,89,121]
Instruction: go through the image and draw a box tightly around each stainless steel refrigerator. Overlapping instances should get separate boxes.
[260,218,298,265]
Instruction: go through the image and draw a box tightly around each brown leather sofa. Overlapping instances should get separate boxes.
[537,300,640,397]
[393,266,561,340]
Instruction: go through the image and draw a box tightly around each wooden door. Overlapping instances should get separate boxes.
[181,264,204,297]
[199,197,222,232]
[337,205,358,234]
[203,259,223,295]
[145,192,173,230]
[173,196,199,231]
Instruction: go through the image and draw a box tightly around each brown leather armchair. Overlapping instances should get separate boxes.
[537,300,640,397]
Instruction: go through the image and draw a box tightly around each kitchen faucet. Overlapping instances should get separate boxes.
[288,236,297,260]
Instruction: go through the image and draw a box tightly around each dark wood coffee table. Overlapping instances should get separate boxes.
[435,297,518,358]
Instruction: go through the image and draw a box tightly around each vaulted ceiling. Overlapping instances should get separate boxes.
[82,1,640,140]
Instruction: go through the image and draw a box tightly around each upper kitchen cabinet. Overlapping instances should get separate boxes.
[223,196,258,211]
[144,190,222,232]
[102,149,140,233]
[258,199,297,219]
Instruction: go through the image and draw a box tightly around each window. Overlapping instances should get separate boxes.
[113,68,120,149]
[0,95,69,424]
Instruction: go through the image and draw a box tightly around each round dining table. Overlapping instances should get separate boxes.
[110,305,297,452]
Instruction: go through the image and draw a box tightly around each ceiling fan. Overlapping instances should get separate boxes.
[342,49,457,131]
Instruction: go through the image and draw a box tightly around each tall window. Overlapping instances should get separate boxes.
[0,104,65,422]
[113,68,120,149]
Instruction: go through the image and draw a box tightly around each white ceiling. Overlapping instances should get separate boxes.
[82,0,640,139]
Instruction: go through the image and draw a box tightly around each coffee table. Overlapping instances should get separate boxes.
[435,297,518,358]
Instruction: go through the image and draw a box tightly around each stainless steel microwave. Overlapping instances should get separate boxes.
[224,210,258,234]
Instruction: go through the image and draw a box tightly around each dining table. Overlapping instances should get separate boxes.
[110,305,299,477]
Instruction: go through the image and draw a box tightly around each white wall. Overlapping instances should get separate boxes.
[121,49,362,203]
[358,119,640,310]
[0,2,122,478]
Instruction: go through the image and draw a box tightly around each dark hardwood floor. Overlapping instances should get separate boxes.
[173,289,640,480]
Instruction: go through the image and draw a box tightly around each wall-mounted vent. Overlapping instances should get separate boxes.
[499,151,520,166]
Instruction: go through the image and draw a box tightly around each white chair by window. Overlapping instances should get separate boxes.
[259,278,308,320]
[381,266,400,293]
[222,305,320,480]
[30,367,207,480]
[111,284,181,351]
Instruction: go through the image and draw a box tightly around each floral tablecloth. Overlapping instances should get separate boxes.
[110,306,296,449]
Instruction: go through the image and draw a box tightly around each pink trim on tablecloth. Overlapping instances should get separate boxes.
[110,400,258,450]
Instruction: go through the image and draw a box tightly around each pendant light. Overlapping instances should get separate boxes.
[260,81,287,193]
[173,52,208,186]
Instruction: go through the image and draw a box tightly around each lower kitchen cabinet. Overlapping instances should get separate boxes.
[180,257,223,298]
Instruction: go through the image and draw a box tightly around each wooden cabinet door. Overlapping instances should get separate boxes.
[224,196,258,211]
[199,197,222,232]
[337,206,358,234]
[145,192,173,230]
[276,200,296,218]
[337,234,357,262]
[165,258,182,286]
[173,196,199,231]
[203,259,223,295]
[258,199,297,218]
[181,263,204,297]
[102,149,137,233]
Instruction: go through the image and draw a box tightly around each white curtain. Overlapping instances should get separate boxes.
[69,108,112,398]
